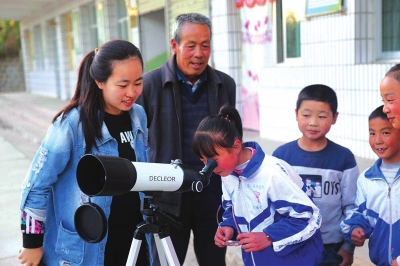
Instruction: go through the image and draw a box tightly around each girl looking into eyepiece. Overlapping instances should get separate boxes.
[192,104,324,266]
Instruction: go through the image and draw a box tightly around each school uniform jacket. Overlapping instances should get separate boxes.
[341,159,400,266]
[220,142,323,266]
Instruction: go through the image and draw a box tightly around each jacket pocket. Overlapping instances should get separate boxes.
[55,220,85,265]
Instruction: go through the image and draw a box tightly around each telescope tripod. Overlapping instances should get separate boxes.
[126,196,181,266]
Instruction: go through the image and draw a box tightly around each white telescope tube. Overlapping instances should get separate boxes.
[76,154,204,196]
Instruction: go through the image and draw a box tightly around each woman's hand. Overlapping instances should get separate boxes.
[18,247,43,266]
[237,232,271,252]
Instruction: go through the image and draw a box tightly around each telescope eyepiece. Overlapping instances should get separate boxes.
[199,159,217,187]
[199,159,217,177]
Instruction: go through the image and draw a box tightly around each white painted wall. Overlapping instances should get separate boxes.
[210,0,242,113]
[259,0,392,160]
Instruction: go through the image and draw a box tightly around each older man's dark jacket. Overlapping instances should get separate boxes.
[137,55,236,217]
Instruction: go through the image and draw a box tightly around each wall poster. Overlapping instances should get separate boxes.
[306,0,342,17]
[236,0,273,131]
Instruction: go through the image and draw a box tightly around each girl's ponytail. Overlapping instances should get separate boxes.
[192,104,243,159]
[217,104,243,141]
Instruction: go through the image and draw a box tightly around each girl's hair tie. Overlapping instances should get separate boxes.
[217,113,230,120]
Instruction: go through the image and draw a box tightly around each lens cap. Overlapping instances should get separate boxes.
[74,203,107,243]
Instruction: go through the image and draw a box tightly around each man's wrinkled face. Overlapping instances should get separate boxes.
[171,23,211,84]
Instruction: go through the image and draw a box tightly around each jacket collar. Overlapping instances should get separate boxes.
[365,159,384,179]
[161,54,227,118]
[162,55,222,88]
[364,158,400,180]
[99,105,144,145]
[231,141,265,178]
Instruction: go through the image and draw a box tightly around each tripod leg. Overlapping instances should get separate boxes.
[156,234,181,266]
[126,239,142,266]
[154,233,169,266]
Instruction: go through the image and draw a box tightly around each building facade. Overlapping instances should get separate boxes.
[17,0,399,160]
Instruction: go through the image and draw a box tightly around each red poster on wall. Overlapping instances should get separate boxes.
[237,0,273,130]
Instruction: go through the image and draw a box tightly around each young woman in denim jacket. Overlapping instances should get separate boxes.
[18,39,149,266]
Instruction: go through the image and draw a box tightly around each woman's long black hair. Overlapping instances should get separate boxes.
[52,39,143,154]
[192,104,243,159]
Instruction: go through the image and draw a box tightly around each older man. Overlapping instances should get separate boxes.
[137,13,236,266]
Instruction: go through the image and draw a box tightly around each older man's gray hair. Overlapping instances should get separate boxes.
[173,13,212,44]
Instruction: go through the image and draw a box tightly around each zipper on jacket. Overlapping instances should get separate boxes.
[388,183,393,264]
[238,178,242,191]
[171,84,182,150]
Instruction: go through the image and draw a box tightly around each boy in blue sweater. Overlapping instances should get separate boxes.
[273,84,359,266]
[341,105,400,266]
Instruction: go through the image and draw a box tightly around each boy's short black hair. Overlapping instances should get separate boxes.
[296,84,338,114]
[369,105,388,121]
[385,63,400,82]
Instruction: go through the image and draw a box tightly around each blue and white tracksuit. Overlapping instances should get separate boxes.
[219,142,323,266]
[341,159,400,266]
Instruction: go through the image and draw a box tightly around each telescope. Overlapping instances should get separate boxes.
[74,154,217,244]
[76,154,217,196]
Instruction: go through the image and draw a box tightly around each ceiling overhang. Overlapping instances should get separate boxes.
[0,0,61,21]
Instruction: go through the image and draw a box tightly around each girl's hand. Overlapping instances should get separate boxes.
[18,247,43,266]
[351,227,365,246]
[391,257,399,266]
[214,226,234,248]
[237,232,271,252]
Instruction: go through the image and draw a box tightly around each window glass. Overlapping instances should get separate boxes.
[382,0,400,52]
[277,0,305,63]
[71,11,81,55]
[33,25,44,70]
[66,14,75,70]
[25,30,33,70]
[117,0,129,41]
[65,11,82,70]
[285,0,303,58]
[46,20,57,70]
[88,3,99,49]
[96,2,106,45]
[375,0,400,60]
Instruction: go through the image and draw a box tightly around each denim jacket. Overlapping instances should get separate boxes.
[20,104,149,266]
